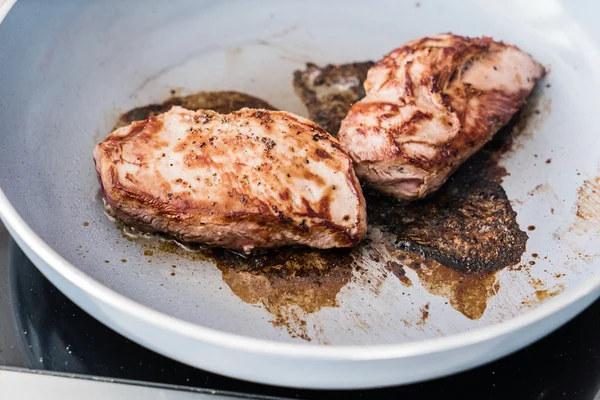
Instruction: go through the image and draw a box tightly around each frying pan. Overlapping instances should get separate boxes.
[1,0,600,389]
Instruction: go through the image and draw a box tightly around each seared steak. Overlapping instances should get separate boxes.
[94,106,367,252]
[338,34,545,200]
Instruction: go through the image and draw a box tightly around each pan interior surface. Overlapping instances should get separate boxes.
[0,0,599,348]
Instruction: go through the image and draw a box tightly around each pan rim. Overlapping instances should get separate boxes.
[2,184,599,360]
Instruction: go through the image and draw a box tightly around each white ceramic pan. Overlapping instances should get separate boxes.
[1,0,600,389]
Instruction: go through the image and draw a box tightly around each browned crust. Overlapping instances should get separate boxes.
[338,34,545,200]
[367,37,542,170]
[96,106,367,250]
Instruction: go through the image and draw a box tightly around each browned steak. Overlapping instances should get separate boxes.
[94,106,367,253]
[338,34,544,200]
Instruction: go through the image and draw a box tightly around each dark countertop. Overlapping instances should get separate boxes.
[2,223,600,400]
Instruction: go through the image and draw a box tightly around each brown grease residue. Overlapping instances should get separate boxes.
[214,248,353,340]
[570,176,600,235]
[536,284,564,301]
[139,238,354,340]
[521,283,565,307]
[113,90,277,130]
[417,303,430,325]
[385,260,412,286]
[293,62,374,135]
[391,250,499,319]
[512,263,546,295]
[83,222,89,227]
[526,183,554,198]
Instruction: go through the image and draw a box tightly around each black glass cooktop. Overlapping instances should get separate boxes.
[2,225,600,400]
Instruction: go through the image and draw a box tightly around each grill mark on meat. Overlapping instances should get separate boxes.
[407,110,434,124]
[301,197,322,219]
[302,171,326,186]
[329,141,346,154]
[124,117,164,141]
[391,110,434,139]
[183,151,213,169]
[403,61,414,97]
[124,173,137,184]
[318,194,333,220]
[173,141,187,152]
[315,148,331,159]
[279,191,290,201]
[129,120,151,136]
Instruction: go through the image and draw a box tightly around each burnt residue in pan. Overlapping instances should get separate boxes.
[113,90,277,130]
[293,61,374,136]
[391,249,500,319]
[365,152,528,276]
[385,260,412,286]
[360,163,525,320]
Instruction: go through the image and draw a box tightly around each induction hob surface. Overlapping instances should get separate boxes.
[2,223,600,400]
